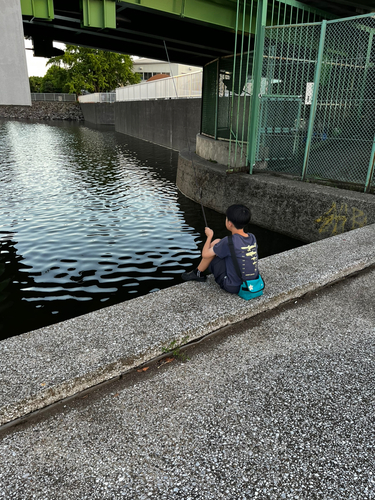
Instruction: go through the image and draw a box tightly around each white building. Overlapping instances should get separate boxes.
[133,57,201,81]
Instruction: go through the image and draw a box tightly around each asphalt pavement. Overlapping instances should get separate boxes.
[0,223,374,499]
[0,266,374,499]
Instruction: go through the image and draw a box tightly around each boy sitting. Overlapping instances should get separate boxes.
[181,204,259,294]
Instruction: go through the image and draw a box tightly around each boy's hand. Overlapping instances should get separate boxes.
[205,227,214,238]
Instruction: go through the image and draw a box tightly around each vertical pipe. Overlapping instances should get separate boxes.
[271,0,275,26]
[235,0,247,161]
[358,31,373,120]
[301,20,327,181]
[228,0,241,171]
[247,0,268,174]
[294,11,304,97]
[241,0,255,160]
[215,60,219,139]
[364,134,375,193]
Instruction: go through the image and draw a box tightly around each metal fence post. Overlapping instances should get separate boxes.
[214,59,219,140]
[301,20,326,181]
[247,0,268,174]
[364,134,375,193]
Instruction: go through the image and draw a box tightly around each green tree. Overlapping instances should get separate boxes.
[41,65,69,93]
[47,45,141,94]
[29,76,43,93]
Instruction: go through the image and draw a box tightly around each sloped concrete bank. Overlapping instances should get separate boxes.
[1,223,375,426]
[177,150,375,243]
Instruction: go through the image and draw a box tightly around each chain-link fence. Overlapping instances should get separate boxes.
[201,10,375,192]
[31,93,77,102]
[307,16,375,191]
[257,14,375,191]
[201,0,330,171]
[256,23,321,174]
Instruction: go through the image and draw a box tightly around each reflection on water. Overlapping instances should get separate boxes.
[0,120,303,339]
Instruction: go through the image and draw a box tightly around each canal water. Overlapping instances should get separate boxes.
[0,120,303,340]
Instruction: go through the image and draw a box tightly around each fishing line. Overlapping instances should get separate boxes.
[163,40,208,228]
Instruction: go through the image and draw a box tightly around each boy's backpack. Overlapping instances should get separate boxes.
[228,234,265,301]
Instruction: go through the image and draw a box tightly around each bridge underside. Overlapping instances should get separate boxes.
[22,0,375,68]
[22,0,247,67]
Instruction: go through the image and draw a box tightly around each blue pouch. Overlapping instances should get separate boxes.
[238,275,265,301]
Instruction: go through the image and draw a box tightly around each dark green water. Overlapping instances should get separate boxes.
[0,120,303,339]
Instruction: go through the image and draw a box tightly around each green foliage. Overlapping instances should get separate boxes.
[40,65,69,93]
[47,45,141,95]
[162,336,190,362]
[29,76,43,93]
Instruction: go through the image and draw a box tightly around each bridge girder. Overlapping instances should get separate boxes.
[21,0,375,67]
[22,0,250,67]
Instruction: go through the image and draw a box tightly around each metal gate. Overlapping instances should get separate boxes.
[256,95,302,171]
[257,14,375,192]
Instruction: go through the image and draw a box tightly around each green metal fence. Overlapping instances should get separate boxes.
[257,22,322,175]
[201,7,375,192]
[305,15,375,192]
[201,0,332,170]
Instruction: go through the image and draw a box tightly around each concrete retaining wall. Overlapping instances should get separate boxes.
[115,98,201,151]
[177,149,375,243]
[80,102,115,125]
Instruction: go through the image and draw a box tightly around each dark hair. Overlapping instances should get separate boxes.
[226,204,251,229]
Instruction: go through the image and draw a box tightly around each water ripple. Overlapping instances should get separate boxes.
[0,120,303,339]
[0,121,224,338]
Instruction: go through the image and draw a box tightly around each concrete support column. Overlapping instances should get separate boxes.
[0,0,31,106]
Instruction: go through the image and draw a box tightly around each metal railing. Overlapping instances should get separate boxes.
[116,71,202,101]
[201,10,375,192]
[31,93,77,102]
[78,93,116,103]
[257,14,375,192]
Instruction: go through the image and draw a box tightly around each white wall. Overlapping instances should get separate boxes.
[134,58,201,80]
[0,0,31,105]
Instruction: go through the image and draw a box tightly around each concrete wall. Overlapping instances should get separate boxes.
[115,98,201,151]
[80,103,115,125]
[177,150,375,243]
[0,0,31,106]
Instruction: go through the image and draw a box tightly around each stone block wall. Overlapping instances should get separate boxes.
[0,102,84,121]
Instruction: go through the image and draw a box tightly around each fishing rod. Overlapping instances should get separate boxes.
[163,40,208,228]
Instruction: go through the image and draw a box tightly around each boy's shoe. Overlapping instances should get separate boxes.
[181,269,207,282]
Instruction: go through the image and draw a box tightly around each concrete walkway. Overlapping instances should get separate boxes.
[0,236,374,498]
[1,223,375,429]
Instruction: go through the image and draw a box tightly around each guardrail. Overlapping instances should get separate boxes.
[31,93,77,102]
[116,71,202,101]
[78,93,116,103]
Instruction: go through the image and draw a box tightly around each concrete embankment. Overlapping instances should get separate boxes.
[79,99,202,151]
[177,149,375,243]
[1,223,375,426]
[80,102,115,125]
[115,98,201,151]
[0,101,84,121]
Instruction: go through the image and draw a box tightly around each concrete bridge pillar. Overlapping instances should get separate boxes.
[0,0,31,106]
